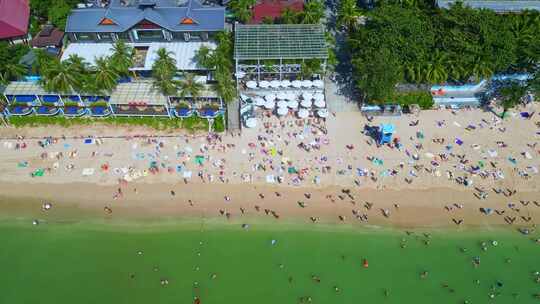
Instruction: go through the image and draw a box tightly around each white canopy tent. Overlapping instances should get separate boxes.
[301,80,313,87]
[300,99,312,107]
[276,92,288,100]
[302,92,313,100]
[253,96,265,106]
[265,93,277,101]
[292,80,302,88]
[280,80,291,87]
[297,108,309,118]
[246,81,257,89]
[259,81,270,88]
[313,93,324,101]
[276,100,288,108]
[317,109,329,118]
[277,107,288,116]
[270,80,281,88]
[287,100,299,108]
[313,80,324,88]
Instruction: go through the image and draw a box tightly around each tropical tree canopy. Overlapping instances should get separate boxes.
[91,56,120,94]
[110,40,135,77]
[179,73,204,99]
[347,2,540,103]
[499,82,527,118]
[151,48,180,96]
[228,0,256,23]
[40,57,84,94]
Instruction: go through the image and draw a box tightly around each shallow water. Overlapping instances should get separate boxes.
[0,217,539,304]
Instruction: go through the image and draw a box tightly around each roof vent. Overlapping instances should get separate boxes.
[180,17,197,25]
[99,18,117,25]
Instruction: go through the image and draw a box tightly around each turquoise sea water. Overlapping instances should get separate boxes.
[0,217,538,304]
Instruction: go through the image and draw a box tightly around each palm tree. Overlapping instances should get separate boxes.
[110,40,134,77]
[92,56,119,93]
[40,58,83,94]
[470,56,493,81]
[280,8,299,24]
[194,46,215,70]
[151,48,179,96]
[499,82,526,118]
[1,63,26,84]
[229,0,256,23]
[64,54,88,75]
[300,0,324,24]
[337,0,360,32]
[179,73,204,99]
[215,71,236,103]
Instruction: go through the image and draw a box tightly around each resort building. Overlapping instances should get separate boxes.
[62,0,225,76]
[234,24,329,128]
[249,0,304,24]
[437,0,540,13]
[0,0,30,43]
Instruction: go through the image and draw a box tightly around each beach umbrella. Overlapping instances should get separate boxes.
[284,92,296,100]
[265,93,276,101]
[287,100,299,109]
[245,117,257,128]
[259,80,270,88]
[292,80,302,88]
[246,81,257,89]
[276,92,288,100]
[264,100,275,109]
[253,96,265,106]
[302,92,313,101]
[301,80,313,87]
[314,99,326,108]
[270,80,281,88]
[297,108,309,118]
[236,72,246,79]
[277,100,288,108]
[300,99,312,108]
[317,109,329,118]
[280,80,291,87]
[313,79,324,88]
[313,93,324,101]
[277,106,288,116]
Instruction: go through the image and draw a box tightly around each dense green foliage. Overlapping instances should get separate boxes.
[0,43,30,84]
[29,0,79,30]
[8,115,226,132]
[394,91,434,109]
[195,32,236,103]
[346,1,540,102]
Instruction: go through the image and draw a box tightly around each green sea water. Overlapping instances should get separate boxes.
[0,217,539,304]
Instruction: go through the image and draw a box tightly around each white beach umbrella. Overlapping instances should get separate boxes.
[236,72,246,79]
[300,99,312,108]
[265,93,276,101]
[253,96,265,106]
[259,80,270,88]
[284,92,296,100]
[270,80,281,88]
[280,80,291,87]
[313,79,324,88]
[317,109,329,118]
[301,80,313,87]
[276,100,288,108]
[314,99,326,108]
[245,117,257,128]
[297,108,309,118]
[246,81,257,89]
[277,106,288,116]
[264,100,275,109]
[276,92,288,100]
[287,100,299,109]
[313,93,324,101]
[291,80,302,88]
[302,92,314,101]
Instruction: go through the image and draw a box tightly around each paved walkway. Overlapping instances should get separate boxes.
[226,99,241,132]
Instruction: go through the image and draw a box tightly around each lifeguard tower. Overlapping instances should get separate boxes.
[378,123,395,145]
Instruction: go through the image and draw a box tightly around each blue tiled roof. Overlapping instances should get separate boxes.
[66,0,225,33]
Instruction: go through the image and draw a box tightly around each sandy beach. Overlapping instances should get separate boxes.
[0,104,539,228]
